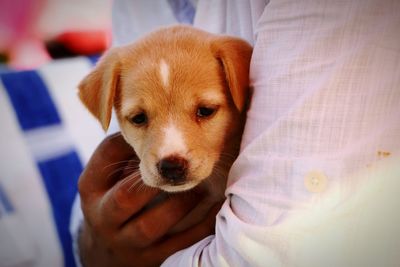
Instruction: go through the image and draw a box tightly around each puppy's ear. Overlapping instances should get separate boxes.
[78,48,120,131]
[211,36,253,112]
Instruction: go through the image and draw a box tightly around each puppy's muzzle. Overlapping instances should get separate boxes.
[157,156,188,185]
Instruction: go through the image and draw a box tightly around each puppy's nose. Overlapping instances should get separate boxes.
[157,156,188,184]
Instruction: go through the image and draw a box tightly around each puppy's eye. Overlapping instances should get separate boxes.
[130,112,147,126]
[196,106,216,118]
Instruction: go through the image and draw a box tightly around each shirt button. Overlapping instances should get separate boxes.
[304,171,328,193]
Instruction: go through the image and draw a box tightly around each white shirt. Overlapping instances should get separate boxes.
[71,1,400,266]
[162,0,400,266]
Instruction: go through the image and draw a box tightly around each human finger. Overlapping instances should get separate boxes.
[149,202,222,262]
[79,133,136,200]
[99,176,160,228]
[118,192,204,248]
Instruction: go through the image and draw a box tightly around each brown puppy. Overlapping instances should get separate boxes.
[79,25,252,230]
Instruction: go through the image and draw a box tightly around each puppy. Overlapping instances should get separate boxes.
[79,25,252,230]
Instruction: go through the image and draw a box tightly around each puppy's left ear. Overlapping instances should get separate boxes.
[78,48,121,131]
[211,36,253,112]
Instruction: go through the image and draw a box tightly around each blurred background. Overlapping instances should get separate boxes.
[0,0,112,69]
[0,1,195,266]
[0,1,113,266]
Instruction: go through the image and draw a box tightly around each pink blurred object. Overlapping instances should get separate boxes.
[10,39,50,69]
[0,0,50,68]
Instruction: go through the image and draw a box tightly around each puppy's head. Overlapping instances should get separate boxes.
[79,26,252,192]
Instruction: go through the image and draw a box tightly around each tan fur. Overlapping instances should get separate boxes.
[79,25,252,230]
[78,48,121,131]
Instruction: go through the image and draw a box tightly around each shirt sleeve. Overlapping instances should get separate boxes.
[111,0,178,46]
[163,0,400,266]
[193,0,268,45]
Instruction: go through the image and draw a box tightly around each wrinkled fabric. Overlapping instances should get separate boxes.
[163,0,400,266]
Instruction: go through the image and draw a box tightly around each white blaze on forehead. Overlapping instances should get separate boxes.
[159,59,169,88]
[158,121,187,158]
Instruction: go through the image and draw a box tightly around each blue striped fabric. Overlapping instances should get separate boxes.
[87,54,101,65]
[2,71,61,130]
[0,183,14,218]
[1,70,82,267]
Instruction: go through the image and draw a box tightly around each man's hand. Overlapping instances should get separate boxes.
[78,133,220,267]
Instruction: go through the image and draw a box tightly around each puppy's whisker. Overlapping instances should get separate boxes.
[212,166,230,179]
[103,160,131,169]
[103,159,139,171]
[216,160,234,168]
[122,166,140,171]
[132,181,148,193]
[106,166,130,180]
[209,150,236,157]
[121,175,139,185]
[128,179,144,192]
[121,170,141,182]
[212,170,228,181]
[218,152,237,158]
[118,171,142,191]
